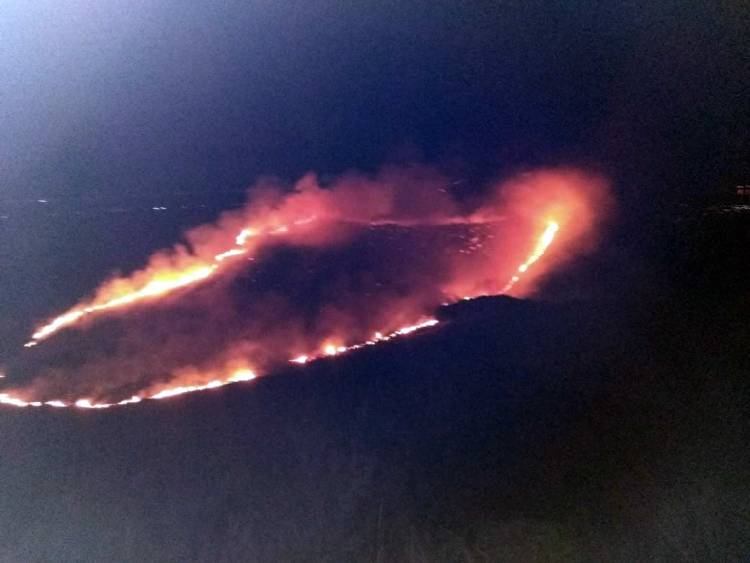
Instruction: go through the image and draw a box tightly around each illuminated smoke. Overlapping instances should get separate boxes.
[1,166,610,409]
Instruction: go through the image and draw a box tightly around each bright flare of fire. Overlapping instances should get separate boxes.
[500,220,559,293]
[0,318,446,410]
[26,265,218,346]
[0,368,257,410]
[24,218,319,347]
[149,368,256,400]
[292,318,441,365]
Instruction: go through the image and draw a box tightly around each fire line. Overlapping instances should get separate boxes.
[1,219,560,410]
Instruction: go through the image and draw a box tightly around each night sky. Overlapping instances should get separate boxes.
[2,2,747,208]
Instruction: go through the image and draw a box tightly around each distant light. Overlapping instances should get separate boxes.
[37,199,48,203]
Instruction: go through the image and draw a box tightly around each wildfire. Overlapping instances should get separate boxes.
[24,265,216,346]
[26,265,218,347]
[23,217,321,348]
[291,318,442,365]
[3,166,609,411]
[0,368,258,410]
[1,218,557,410]
[0,215,553,412]
[148,371,256,400]
[0,317,446,410]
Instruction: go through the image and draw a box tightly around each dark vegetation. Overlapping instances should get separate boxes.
[1,209,748,562]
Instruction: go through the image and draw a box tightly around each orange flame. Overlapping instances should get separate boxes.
[0,218,559,410]
[500,220,559,293]
[26,264,218,346]
[23,217,321,347]
[4,167,610,410]
[0,367,257,410]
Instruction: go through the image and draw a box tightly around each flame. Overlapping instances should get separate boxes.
[500,220,559,293]
[0,216,564,410]
[4,167,610,410]
[0,367,259,410]
[215,248,248,262]
[292,318,442,365]
[23,217,320,347]
[26,264,218,346]
[236,228,259,245]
